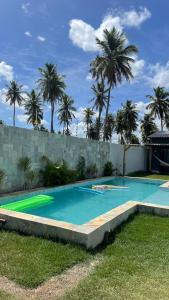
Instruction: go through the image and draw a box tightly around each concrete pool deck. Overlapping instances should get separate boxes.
[0,176,169,249]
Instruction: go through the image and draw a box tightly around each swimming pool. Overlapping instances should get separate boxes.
[0,177,168,225]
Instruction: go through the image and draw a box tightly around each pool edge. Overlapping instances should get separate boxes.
[1,201,169,249]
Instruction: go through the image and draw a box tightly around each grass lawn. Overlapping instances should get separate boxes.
[0,231,91,288]
[0,291,16,300]
[63,214,169,300]
[127,171,169,181]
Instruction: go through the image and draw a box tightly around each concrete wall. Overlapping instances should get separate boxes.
[0,125,147,192]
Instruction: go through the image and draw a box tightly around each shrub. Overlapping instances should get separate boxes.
[86,164,98,179]
[18,157,37,189]
[0,169,5,187]
[103,161,115,176]
[76,156,86,180]
[40,158,77,187]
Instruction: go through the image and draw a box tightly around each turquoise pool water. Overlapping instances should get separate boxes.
[1,177,169,225]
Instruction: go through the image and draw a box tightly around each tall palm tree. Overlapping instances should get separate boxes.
[38,63,65,133]
[6,80,24,126]
[24,90,43,128]
[104,113,115,142]
[94,27,138,140]
[84,108,95,138]
[146,86,169,131]
[58,94,76,135]
[140,114,157,143]
[115,109,126,144]
[121,100,138,144]
[91,81,108,139]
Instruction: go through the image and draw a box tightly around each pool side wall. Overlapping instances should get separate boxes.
[1,202,169,249]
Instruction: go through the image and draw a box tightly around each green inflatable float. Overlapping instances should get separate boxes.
[1,194,54,212]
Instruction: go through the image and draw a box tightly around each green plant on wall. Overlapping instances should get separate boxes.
[103,162,116,176]
[40,157,77,187]
[77,156,86,180]
[86,164,98,179]
[0,169,5,190]
[18,157,36,189]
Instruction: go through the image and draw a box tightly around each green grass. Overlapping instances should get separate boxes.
[2,215,169,299]
[127,171,169,181]
[0,231,91,288]
[0,291,16,300]
[63,214,169,300]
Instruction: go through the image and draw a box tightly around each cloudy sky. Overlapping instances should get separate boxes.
[0,0,168,138]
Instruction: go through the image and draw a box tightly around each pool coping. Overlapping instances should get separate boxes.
[1,200,169,249]
[0,176,169,249]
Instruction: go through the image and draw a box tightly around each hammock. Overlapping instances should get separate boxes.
[153,154,169,167]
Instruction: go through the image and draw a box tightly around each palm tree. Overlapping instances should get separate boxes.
[38,63,65,133]
[140,114,158,143]
[130,134,140,144]
[104,114,115,142]
[121,100,138,144]
[115,110,126,144]
[146,87,169,131]
[58,94,76,135]
[91,81,107,139]
[0,120,5,125]
[6,80,24,126]
[24,90,43,128]
[88,117,104,140]
[84,108,95,138]
[94,27,138,140]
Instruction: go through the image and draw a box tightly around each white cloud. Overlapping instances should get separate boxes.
[69,121,86,138]
[0,61,13,82]
[86,73,93,81]
[135,101,149,118]
[121,7,151,28]
[21,2,30,14]
[25,31,32,37]
[147,61,169,88]
[74,107,87,121]
[0,88,7,104]
[41,119,48,126]
[16,114,27,123]
[69,7,151,52]
[131,57,145,78]
[69,19,97,51]
[37,35,46,42]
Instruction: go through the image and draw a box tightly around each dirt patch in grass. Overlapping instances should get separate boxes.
[0,258,100,300]
[0,230,91,288]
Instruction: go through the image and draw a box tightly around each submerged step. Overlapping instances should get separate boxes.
[74,187,104,195]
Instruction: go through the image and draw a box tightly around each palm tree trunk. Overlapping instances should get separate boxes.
[86,123,89,138]
[13,101,16,127]
[123,145,130,176]
[51,101,54,133]
[103,82,112,141]
[161,118,163,131]
[97,108,102,140]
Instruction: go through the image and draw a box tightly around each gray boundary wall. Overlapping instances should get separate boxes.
[0,126,147,192]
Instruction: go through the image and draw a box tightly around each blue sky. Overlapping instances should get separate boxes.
[0,0,169,136]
